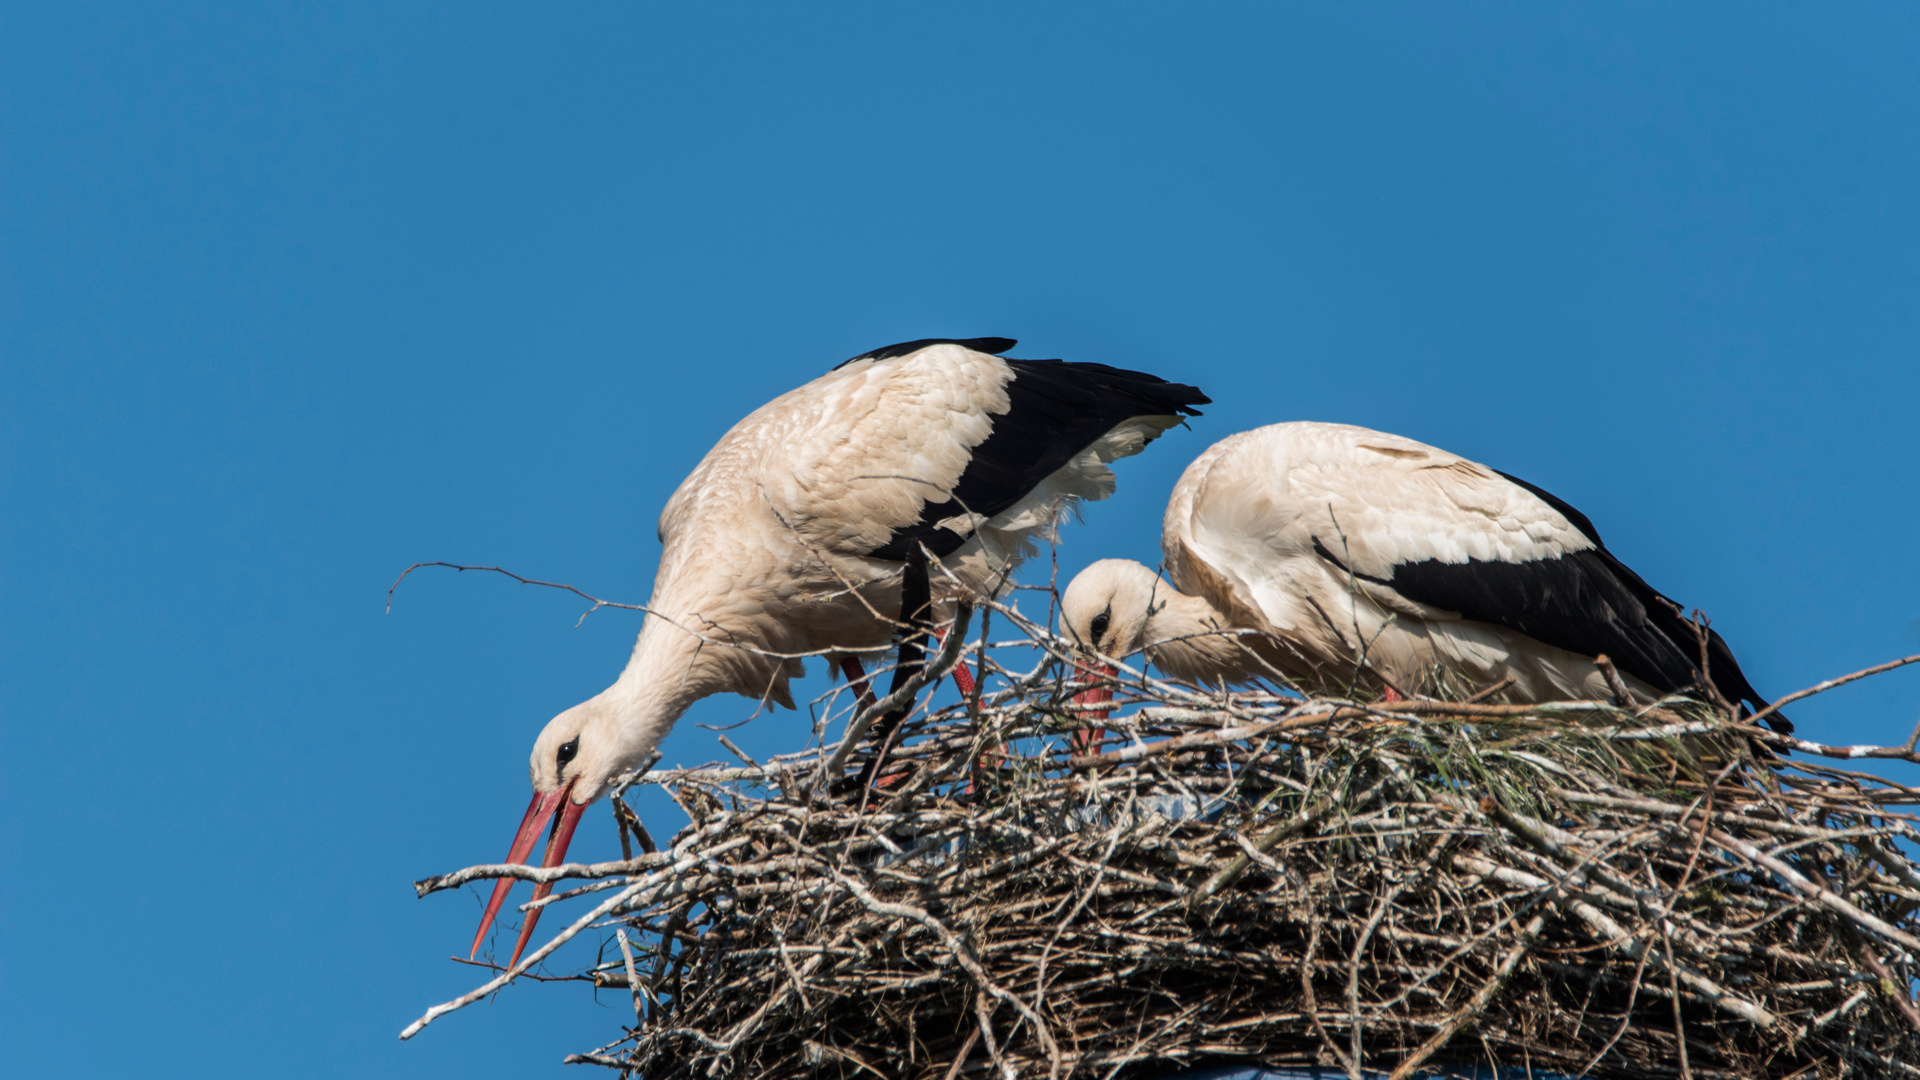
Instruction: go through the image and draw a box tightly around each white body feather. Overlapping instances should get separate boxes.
[1169,423,1628,699]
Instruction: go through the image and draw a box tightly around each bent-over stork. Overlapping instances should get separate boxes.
[473,337,1208,963]
[1061,422,1786,740]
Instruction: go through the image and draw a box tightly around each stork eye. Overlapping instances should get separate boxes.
[1089,606,1111,644]
[557,737,580,771]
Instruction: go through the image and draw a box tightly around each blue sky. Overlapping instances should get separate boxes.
[4,4,1918,1076]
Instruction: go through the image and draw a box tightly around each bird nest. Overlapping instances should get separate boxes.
[407,606,1920,1079]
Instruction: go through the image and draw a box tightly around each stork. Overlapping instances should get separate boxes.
[1061,422,1787,745]
[470,337,1208,964]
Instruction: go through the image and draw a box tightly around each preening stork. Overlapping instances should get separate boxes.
[471,337,1208,964]
[1061,422,1786,738]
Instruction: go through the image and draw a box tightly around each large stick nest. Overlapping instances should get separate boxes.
[412,603,1920,1079]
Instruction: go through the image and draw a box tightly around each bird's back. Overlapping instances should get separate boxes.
[643,345,1021,692]
[646,339,1207,704]
[661,342,1205,559]
[1162,423,1569,635]
[1162,422,1779,719]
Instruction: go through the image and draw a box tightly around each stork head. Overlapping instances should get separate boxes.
[526,698,625,802]
[470,696,628,968]
[1061,558,1165,659]
[1060,559,1165,750]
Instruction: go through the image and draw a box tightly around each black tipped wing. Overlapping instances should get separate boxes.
[1319,476,1786,733]
[835,337,1017,370]
[1493,470,1780,729]
[870,356,1210,561]
[1493,469,1604,546]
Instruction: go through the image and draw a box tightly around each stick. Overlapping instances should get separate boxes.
[400,878,649,1039]
[1745,652,1920,732]
[1710,828,1920,957]
[807,602,971,798]
[1595,654,1635,708]
[616,929,644,1025]
[1387,912,1547,1080]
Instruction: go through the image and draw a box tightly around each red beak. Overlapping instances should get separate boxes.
[469,781,588,968]
[1072,660,1115,755]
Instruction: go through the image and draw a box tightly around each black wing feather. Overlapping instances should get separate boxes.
[834,337,1017,370]
[1315,476,1786,733]
[869,354,1209,561]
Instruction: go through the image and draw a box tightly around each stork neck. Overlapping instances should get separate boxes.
[598,616,723,764]
[1142,589,1256,686]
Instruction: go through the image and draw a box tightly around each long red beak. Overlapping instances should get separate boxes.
[469,781,588,968]
[1072,660,1115,755]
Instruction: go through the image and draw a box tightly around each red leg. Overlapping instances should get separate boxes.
[842,625,984,798]
[931,624,980,698]
[931,624,997,791]
[838,655,914,791]
[838,655,877,714]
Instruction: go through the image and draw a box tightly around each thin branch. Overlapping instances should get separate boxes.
[400,878,649,1039]
[1746,652,1920,731]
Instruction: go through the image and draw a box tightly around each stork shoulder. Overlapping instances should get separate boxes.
[1245,424,1597,576]
[857,347,1207,561]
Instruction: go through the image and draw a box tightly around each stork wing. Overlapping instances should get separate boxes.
[683,341,1206,566]
[1180,423,1784,730]
[869,356,1209,559]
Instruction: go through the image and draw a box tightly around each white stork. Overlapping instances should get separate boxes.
[1061,422,1787,738]
[471,337,1208,963]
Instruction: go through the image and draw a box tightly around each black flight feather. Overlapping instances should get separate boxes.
[835,337,1017,370]
[867,353,1209,562]
[1313,478,1787,734]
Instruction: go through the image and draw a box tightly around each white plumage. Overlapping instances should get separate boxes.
[469,337,1206,963]
[1062,422,1783,718]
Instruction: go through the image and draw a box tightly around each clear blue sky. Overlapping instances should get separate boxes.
[4,5,1917,1076]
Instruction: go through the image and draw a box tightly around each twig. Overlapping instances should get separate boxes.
[1387,912,1547,1080]
[1710,828,1920,957]
[1746,652,1920,732]
[717,735,759,769]
[806,603,972,798]
[414,854,670,897]
[388,560,886,658]
[940,1024,983,1080]
[1460,675,1517,705]
[400,878,649,1039]
[1859,949,1920,1034]
[1595,654,1635,708]
[615,929,644,1025]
